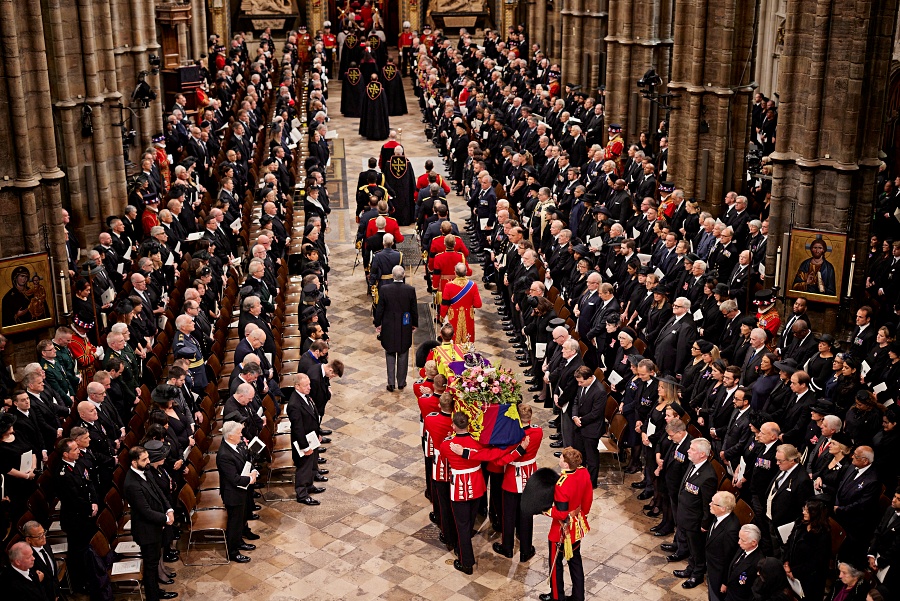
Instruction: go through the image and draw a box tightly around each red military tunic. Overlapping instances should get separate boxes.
[424,411,454,482]
[416,172,451,193]
[428,235,469,259]
[429,251,469,293]
[154,147,171,191]
[142,207,160,237]
[605,134,625,175]
[68,332,98,395]
[398,31,414,51]
[412,378,434,398]
[417,390,440,442]
[757,305,781,340]
[495,425,543,493]
[322,33,337,50]
[545,466,593,543]
[297,32,311,64]
[439,276,483,344]
[365,214,404,243]
[439,433,524,501]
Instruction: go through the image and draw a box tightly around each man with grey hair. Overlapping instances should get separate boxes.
[674,438,717,589]
[374,265,417,391]
[368,233,401,293]
[20,519,62,600]
[653,296,697,377]
[172,314,207,392]
[286,373,324,506]
[706,491,740,601]
[720,524,762,598]
[2,541,48,598]
[834,445,880,564]
[739,328,768,386]
[217,419,258,563]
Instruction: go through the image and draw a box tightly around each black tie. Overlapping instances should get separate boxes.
[41,548,54,576]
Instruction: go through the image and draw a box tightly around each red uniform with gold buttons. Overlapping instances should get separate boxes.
[68,330,98,395]
[544,466,593,601]
[428,250,470,295]
[424,410,454,546]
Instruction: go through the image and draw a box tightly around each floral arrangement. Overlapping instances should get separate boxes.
[450,365,522,406]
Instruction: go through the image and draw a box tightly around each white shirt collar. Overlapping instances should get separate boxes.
[130,466,147,481]
[855,464,872,478]
[11,566,31,580]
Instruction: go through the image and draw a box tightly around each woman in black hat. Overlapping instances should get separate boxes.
[0,412,37,521]
[832,357,865,417]
[697,279,726,339]
[812,431,853,498]
[523,297,557,382]
[680,339,707,404]
[619,355,645,464]
[687,341,720,413]
[749,352,779,410]
[609,328,639,387]
[806,334,837,393]
[621,260,647,324]
[694,359,728,436]
[641,285,672,346]
[844,390,883,446]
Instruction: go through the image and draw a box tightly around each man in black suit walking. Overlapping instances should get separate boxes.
[571,366,606,487]
[287,374,326,506]
[659,420,693,562]
[706,491,741,601]
[673,438,718,589]
[763,443,813,559]
[374,266,418,392]
[653,297,697,377]
[217,420,258,563]
[835,445,881,565]
[123,446,178,601]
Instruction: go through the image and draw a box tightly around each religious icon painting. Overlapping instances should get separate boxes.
[785,227,847,305]
[0,252,56,334]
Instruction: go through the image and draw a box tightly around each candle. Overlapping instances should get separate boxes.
[847,254,856,297]
[774,246,782,289]
[59,270,68,314]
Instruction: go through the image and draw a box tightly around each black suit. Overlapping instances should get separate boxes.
[56,460,98,589]
[868,508,900,590]
[663,434,694,555]
[287,390,320,499]
[373,280,418,388]
[764,466,813,557]
[123,468,170,601]
[553,356,584,449]
[706,513,741,601]
[835,466,881,564]
[217,441,252,557]
[0,566,49,601]
[653,314,697,376]
[29,545,60,601]
[572,379,606,486]
[723,549,762,601]
[676,461,718,576]
[739,347,765,386]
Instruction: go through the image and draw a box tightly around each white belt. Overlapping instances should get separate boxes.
[510,458,536,468]
[451,466,481,475]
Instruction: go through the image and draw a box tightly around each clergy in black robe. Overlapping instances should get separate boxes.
[383,60,408,116]
[338,31,363,80]
[359,75,390,141]
[341,64,363,118]
[384,151,416,226]
[367,31,387,67]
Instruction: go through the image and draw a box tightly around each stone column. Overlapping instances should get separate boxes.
[766,0,897,331]
[191,0,206,59]
[560,0,584,88]
[666,0,755,208]
[527,0,546,54]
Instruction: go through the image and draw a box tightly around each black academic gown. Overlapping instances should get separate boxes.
[384,155,416,226]
[341,67,363,117]
[383,64,408,116]
[358,80,390,141]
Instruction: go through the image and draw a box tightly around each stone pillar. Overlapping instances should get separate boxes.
[766,0,898,331]
[604,0,674,140]
[526,0,546,54]
[666,0,755,208]
[560,0,584,88]
[191,0,206,59]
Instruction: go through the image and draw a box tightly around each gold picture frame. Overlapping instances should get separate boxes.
[0,252,56,334]
[785,228,847,305]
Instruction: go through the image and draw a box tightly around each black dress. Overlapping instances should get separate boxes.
[784,522,831,601]
[680,359,705,404]
[0,436,37,518]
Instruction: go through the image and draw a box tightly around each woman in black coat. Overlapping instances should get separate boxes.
[805,335,837,394]
[523,297,556,373]
[844,390,883,447]
[752,556,797,601]
[642,289,672,348]
[832,357,864,417]
[812,431,853,500]
[871,405,900,494]
[565,258,591,311]
[784,499,832,601]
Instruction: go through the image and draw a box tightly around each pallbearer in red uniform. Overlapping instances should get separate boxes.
[412,360,437,398]
[492,404,542,561]
[539,447,593,601]
[322,21,337,69]
[440,412,529,574]
[417,373,444,513]
[439,263,482,344]
[428,222,469,258]
[424,394,456,551]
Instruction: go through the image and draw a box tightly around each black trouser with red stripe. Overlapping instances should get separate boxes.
[501,489,533,555]
[549,539,584,601]
[451,497,480,568]
[433,480,456,550]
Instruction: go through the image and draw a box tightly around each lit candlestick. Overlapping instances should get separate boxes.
[59,271,68,314]
[847,254,856,297]
[774,246,782,289]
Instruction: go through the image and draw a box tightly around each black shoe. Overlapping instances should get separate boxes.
[660,543,677,552]
[525,378,538,385]
[163,551,180,562]
[624,465,642,474]
[653,528,673,537]
[492,542,513,558]
[320,437,332,444]
[160,593,179,600]
[548,419,559,428]
[520,546,537,562]
[549,433,561,441]
[318,457,327,464]
[682,577,704,589]
[631,480,647,489]
[453,560,473,575]
[317,469,329,475]
[667,553,689,562]
[252,504,262,511]
[252,491,261,498]
[528,385,542,392]
[319,429,332,435]
[523,369,534,376]
[314,475,328,482]
[429,512,440,525]
[673,569,692,578]
[398,385,406,390]
[296,496,320,505]
[549,441,563,448]
[243,531,260,540]
[239,543,256,551]
[643,503,654,511]
[637,491,653,501]
[539,594,555,601]
[158,578,175,585]
[438,532,449,545]
[229,554,251,563]
[310,486,326,494]
[248,513,260,520]
[386,385,395,392]
[519,361,532,367]
[553,452,562,458]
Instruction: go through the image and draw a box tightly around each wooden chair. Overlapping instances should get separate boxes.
[178,485,230,565]
[90,531,144,600]
[733,499,755,526]
[598,413,628,484]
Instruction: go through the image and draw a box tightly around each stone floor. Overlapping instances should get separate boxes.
[168,75,700,601]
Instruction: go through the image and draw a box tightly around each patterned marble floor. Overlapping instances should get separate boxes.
[169,76,699,601]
